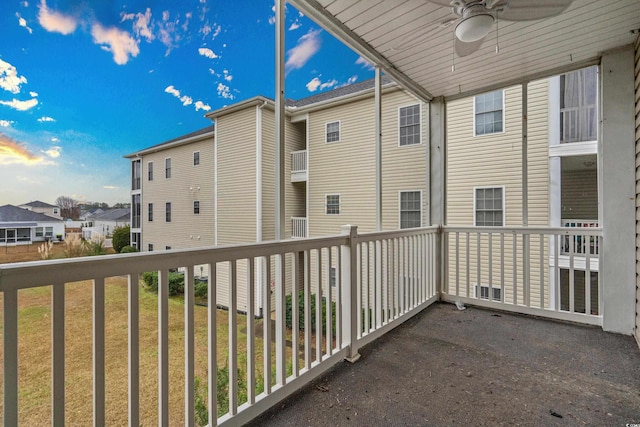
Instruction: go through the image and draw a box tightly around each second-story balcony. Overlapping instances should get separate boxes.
[291,150,307,182]
[291,216,307,238]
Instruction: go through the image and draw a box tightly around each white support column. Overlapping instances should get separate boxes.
[275,0,285,241]
[375,66,382,231]
[600,46,636,334]
[341,224,361,362]
[548,76,561,310]
[429,97,445,226]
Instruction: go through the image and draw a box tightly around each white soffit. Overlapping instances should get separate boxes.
[290,0,640,100]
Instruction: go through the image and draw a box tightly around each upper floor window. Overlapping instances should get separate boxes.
[148,243,154,252]
[165,202,172,222]
[132,160,141,190]
[148,203,153,222]
[560,66,597,143]
[148,161,154,181]
[326,121,340,143]
[399,105,421,146]
[194,201,200,214]
[53,207,59,215]
[474,187,504,226]
[400,191,421,229]
[132,194,141,229]
[194,151,200,166]
[326,194,340,215]
[165,158,172,179]
[474,90,504,135]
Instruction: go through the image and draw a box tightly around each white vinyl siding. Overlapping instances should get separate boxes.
[634,34,640,346]
[326,121,340,143]
[398,104,420,146]
[326,194,340,215]
[474,187,504,226]
[399,190,421,229]
[474,89,504,136]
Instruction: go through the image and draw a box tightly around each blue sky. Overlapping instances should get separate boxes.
[0,0,374,206]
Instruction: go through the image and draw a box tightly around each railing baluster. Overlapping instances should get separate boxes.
[392,238,398,319]
[455,232,459,297]
[290,253,299,377]
[3,288,18,427]
[363,243,370,333]
[246,260,256,403]
[539,235,545,309]
[465,232,470,298]
[512,233,517,305]
[93,277,106,427]
[316,249,322,362]
[263,258,272,394]
[476,232,481,299]
[554,234,560,311]
[524,233,531,307]
[208,263,217,425]
[275,254,286,385]
[375,240,382,328]
[303,250,311,369]
[500,233,505,303]
[488,233,493,301]
[382,240,389,324]
[229,260,238,415]
[128,273,140,427]
[326,248,333,354]
[569,234,575,313]
[158,270,169,427]
[336,246,342,347]
[586,237,592,315]
[184,266,195,426]
[356,244,362,337]
[52,282,65,427]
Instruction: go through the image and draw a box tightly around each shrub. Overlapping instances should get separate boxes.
[84,237,107,256]
[64,233,85,258]
[141,271,184,296]
[285,292,336,335]
[120,245,138,253]
[38,240,54,260]
[112,225,130,253]
[195,278,208,299]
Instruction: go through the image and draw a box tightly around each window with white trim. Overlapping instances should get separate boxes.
[400,191,421,229]
[399,104,420,146]
[194,151,200,166]
[326,194,340,215]
[326,121,340,143]
[194,201,200,214]
[53,207,59,215]
[474,90,504,135]
[474,187,504,226]
[165,158,172,178]
[165,202,172,222]
[148,161,154,181]
[35,227,43,237]
[148,203,153,222]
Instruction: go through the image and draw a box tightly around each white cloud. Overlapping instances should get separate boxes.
[356,56,375,70]
[21,1,29,7]
[216,82,234,100]
[44,146,61,158]
[198,47,218,59]
[0,120,14,127]
[268,16,276,25]
[91,23,140,65]
[38,116,55,122]
[103,185,118,190]
[0,133,50,166]
[162,11,170,22]
[51,137,59,142]
[16,13,33,34]
[194,101,211,111]
[0,98,38,111]
[37,0,77,35]
[208,68,215,75]
[0,59,28,94]
[305,77,338,92]
[289,20,301,31]
[223,69,232,81]
[286,29,321,72]
[164,85,192,106]
[29,91,38,97]
[211,25,221,39]
[133,8,154,42]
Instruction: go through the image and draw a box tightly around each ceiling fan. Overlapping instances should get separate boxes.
[426,0,574,57]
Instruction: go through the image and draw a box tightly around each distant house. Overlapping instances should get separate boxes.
[0,205,65,245]
[80,207,105,221]
[92,208,130,237]
[18,200,61,220]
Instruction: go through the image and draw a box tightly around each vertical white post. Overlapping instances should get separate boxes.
[375,66,382,231]
[3,289,18,427]
[275,0,285,241]
[158,270,169,427]
[93,277,105,427]
[207,264,217,425]
[128,273,139,427]
[341,225,361,362]
[184,267,195,426]
[52,283,65,427]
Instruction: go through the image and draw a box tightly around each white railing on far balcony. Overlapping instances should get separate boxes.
[290,150,307,182]
[0,224,438,426]
[291,217,307,238]
[560,104,597,143]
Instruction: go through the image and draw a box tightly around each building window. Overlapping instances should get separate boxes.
[148,203,153,222]
[35,227,43,237]
[400,191,421,229]
[193,151,200,166]
[53,208,59,215]
[326,121,340,143]
[560,66,598,143]
[148,161,154,181]
[399,104,421,146]
[326,194,340,215]
[132,160,141,190]
[194,201,200,214]
[475,284,502,302]
[132,194,141,228]
[330,267,337,288]
[166,246,172,250]
[474,90,504,135]
[165,202,172,222]
[148,244,154,252]
[165,158,172,179]
[45,227,53,237]
[475,187,504,226]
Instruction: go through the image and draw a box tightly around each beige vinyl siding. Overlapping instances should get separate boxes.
[562,169,598,220]
[261,108,276,241]
[634,34,640,347]
[141,137,215,251]
[286,120,307,237]
[446,83,549,307]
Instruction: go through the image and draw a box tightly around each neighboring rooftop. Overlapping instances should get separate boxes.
[124,125,215,158]
[19,200,57,209]
[287,74,394,108]
[0,205,62,222]
[249,303,640,426]
[92,208,130,222]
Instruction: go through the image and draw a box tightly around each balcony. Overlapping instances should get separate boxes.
[291,216,307,238]
[291,150,307,182]
[0,224,627,425]
[560,105,597,144]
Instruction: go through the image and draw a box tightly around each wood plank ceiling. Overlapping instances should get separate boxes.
[289,0,640,100]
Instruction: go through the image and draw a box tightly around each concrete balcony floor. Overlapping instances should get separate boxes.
[248,303,640,426]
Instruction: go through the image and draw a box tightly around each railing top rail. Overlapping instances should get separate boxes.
[356,225,439,243]
[443,225,603,236]
[291,149,307,155]
[0,234,347,291]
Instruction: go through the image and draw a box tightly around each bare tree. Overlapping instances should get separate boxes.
[55,196,80,220]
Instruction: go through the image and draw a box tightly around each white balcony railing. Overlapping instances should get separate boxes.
[0,224,438,426]
[561,219,599,256]
[291,217,307,238]
[443,225,603,323]
[291,150,307,182]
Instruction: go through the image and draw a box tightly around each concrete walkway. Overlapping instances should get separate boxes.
[247,302,640,426]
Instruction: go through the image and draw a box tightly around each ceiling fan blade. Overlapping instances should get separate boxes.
[498,0,573,21]
[455,35,486,57]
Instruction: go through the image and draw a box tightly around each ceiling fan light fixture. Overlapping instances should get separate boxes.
[455,13,494,43]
